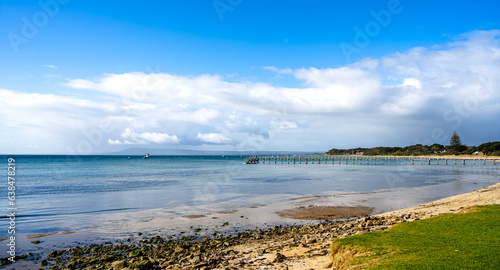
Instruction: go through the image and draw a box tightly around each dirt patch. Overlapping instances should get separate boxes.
[330,240,378,270]
[26,232,57,239]
[330,241,357,269]
[60,231,75,235]
[277,205,374,220]
[184,215,207,219]
[291,195,322,201]
[219,210,238,214]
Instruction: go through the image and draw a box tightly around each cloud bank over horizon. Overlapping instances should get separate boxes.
[1,30,499,154]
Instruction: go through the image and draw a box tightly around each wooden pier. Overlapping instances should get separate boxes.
[247,156,500,166]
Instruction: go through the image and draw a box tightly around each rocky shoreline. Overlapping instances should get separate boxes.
[3,214,414,270]
[2,182,499,269]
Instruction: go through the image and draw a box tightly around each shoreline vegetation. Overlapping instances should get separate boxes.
[326,141,500,157]
[3,183,499,269]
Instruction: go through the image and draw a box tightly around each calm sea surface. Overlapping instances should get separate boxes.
[1,155,499,255]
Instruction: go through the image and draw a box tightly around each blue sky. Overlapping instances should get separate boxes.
[1,0,500,154]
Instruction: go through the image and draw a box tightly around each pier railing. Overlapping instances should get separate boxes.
[246,155,500,166]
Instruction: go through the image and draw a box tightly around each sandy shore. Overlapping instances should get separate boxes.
[202,182,500,270]
[375,182,500,218]
[4,182,498,269]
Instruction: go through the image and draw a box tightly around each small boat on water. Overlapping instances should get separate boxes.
[143,153,150,159]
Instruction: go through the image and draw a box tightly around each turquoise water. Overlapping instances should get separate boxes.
[0,155,499,255]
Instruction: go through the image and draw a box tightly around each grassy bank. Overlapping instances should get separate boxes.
[332,205,500,269]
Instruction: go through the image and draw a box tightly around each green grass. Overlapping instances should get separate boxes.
[336,205,500,269]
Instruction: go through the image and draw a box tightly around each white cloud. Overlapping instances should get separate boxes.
[0,88,111,131]
[107,139,122,145]
[65,73,232,106]
[287,67,382,112]
[66,78,97,90]
[117,128,180,144]
[44,64,59,69]
[264,66,293,74]
[273,121,298,130]
[197,133,231,144]
[3,29,500,154]
[401,78,422,89]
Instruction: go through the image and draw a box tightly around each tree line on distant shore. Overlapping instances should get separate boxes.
[327,132,500,156]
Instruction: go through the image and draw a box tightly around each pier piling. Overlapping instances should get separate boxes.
[250,155,499,167]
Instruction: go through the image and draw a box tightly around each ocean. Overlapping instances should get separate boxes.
[1,155,499,258]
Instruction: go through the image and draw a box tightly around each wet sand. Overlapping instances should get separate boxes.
[277,205,373,220]
[26,232,57,239]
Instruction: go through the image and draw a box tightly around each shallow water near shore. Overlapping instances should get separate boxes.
[1,155,499,258]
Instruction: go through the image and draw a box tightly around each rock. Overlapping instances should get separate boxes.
[129,260,151,270]
[190,255,201,264]
[193,262,210,269]
[174,246,184,253]
[41,260,48,267]
[102,254,118,262]
[66,261,76,270]
[31,240,41,245]
[48,250,58,258]
[273,252,287,263]
[159,261,171,268]
[324,261,334,268]
[111,260,126,270]
[209,256,221,264]
[129,250,141,258]
[306,238,317,244]
[256,249,265,256]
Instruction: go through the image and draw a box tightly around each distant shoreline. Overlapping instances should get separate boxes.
[324,154,500,158]
[327,141,500,157]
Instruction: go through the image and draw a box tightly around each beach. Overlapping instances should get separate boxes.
[2,181,499,269]
[1,155,499,269]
